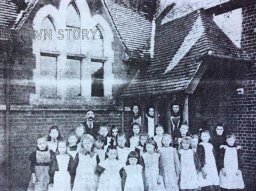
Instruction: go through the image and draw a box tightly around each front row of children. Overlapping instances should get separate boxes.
[27,124,245,191]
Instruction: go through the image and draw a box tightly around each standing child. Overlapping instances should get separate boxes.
[179,137,201,191]
[212,124,226,172]
[153,125,164,150]
[141,139,165,191]
[159,134,180,191]
[191,134,199,152]
[175,124,190,149]
[98,125,110,148]
[94,135,107,162]
[49,141,72,191]
[135,133,149,156]
[72,134,98,191]
[47,126,62,153]
[108,126,119,146]
[219,134,244,191]
[27,135,57,191]
[97,145,123,191]
[197,130,220,191]
[74,124,86,146]
[67,132,79,159]
[129,122,141,149]
[117,133,130,167]
[122,151,144,191]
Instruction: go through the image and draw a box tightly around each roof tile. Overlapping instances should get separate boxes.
[0,0,19,28]
[123,11,243,97]
[103,0,152,59]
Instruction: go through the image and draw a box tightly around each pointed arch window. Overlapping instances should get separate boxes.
[91,26,104,57]
[66,3,81,54]
[40,16,56,51]
[39,17,59,98]
[32,2,114,103]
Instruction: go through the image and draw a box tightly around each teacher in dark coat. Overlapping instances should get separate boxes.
[82,110,100,138]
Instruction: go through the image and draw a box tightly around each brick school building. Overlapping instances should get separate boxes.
[0,0,255,190]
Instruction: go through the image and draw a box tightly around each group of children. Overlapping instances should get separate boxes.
[27,122,245,191]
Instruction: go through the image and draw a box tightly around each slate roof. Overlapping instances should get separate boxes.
[0,0,19,28]
[103,0,152,58]
[123,11,245,98]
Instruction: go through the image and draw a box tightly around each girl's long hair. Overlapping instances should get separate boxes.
[143,139,157,152]
[47,125,62,141]
[56,140,68,155]
[126,151,140,165]
[105,145,118,160]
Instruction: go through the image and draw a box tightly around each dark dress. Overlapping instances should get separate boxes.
[169,114,182,139]
[82,121,100,138]
[27,148,57,191]
[212,132,226,172]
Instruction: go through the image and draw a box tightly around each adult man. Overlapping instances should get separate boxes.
[82,110,100,138]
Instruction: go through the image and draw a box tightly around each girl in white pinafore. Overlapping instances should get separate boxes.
[97,145,123,191]
[123,151,144,191]
[219,134,244,190]
[50,141,72,191]
[179,137,201,191]
[141,139,166,191]
[197,130,219,191]
[72,134,98,191]
[159,134,180,191]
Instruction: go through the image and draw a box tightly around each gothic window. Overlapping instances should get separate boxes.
[66,3,81,53]
[91,61,104,97]
[39,17,58,98]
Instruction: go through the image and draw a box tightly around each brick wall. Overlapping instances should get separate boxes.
[9,0,132,104]
[227,2,256,190]
[9,109,122,188]
[4,0,134,189]
[189,64,236,134]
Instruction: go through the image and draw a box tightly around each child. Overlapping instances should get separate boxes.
[109,125,119,146]
[191,134,199,152]
[135,133,149,156]
[122,151,144,191]
[67,132,79,159]
[153,125,164,150]
[141,139,165,191]
[179,137,201,191]
[117,133,131,167]
[74,123,86,145]
[212,124,226,172]
[175,124,190,149]
[219,134,244,191]
[94,135,107,162]
[27,135,57,191]
[159,134,180,191]
[129,122,141,149]
[98,125,110,147]
[97,145,123,191]
[49,141,72,191]
[197,130,219,191]
[145,106,155,138]
[72,134,98,191]
[47,126,62,153]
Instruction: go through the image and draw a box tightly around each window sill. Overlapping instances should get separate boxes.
[30,94,113,106]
